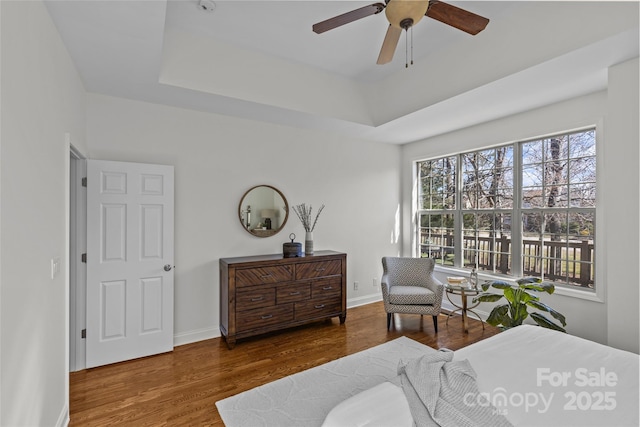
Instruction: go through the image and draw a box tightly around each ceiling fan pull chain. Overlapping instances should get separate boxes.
[405,27,409,68]
[404,23,414,68]
[411,25,414,66]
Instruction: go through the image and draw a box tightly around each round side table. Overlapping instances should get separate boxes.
[445,283,485,333]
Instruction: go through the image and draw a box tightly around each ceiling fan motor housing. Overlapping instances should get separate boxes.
[198,0,216,13]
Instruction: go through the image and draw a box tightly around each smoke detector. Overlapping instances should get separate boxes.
[199,0,216,13]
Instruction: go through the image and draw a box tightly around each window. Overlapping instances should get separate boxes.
[417,128,596,290]
[417,157,456,262]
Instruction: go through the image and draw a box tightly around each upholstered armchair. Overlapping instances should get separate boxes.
[381,257,444,332]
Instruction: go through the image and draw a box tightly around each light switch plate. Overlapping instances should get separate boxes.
[51,257,61,279]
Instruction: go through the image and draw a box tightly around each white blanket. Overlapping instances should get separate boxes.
[391,349,512,427]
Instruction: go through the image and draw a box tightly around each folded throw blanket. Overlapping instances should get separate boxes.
[390,349,512,427]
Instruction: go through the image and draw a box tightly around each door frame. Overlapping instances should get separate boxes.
[69,154,175,370]
[69,147,86,372]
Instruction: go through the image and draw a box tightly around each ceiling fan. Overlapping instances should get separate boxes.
[312,0,489,65]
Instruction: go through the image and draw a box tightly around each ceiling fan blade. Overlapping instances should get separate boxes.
[313,3,386,34]
[426,0,489,35]
[377,25,402,65]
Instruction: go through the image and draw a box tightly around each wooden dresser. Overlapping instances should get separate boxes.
[219,251,346,349]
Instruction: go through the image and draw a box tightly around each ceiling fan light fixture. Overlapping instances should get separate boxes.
[384,0,430,29]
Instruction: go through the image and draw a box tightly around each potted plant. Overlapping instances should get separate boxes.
[473,277,567,332]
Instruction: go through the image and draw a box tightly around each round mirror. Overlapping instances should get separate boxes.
[238,185,289,237]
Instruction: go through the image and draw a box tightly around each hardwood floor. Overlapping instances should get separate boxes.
[69,301,499,426]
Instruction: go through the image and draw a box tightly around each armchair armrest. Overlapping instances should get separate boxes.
[380,273,390,298]
[428,276,444,311]
[429,275,444,290]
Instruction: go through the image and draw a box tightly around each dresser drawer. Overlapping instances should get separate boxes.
[236,265,293,287]
[236,304,293,332]
[295,259,342,280]
[312,278,342,298]
[276,283,311,304]
[236,287,275,311]
[294,297,342,321]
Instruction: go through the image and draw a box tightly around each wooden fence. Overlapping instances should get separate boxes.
[420,233,594,287]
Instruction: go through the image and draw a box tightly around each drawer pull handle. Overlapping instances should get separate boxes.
[250,297,264,302]
[314,304,325,309]
[289,291,301,296]
[261,314,273,320]
[322,286,333,290]
[315,268,326,272]
[261,274,273,279]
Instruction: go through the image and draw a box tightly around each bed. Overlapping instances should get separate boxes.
[216,326,639,426]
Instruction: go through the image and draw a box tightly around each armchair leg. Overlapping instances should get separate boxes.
[387,313,392,330]
[432,315,438,333]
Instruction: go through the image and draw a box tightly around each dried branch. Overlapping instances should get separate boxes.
[292,203,325,232]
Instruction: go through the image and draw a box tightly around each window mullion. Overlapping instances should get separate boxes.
[454,153,463,267]
[512,141,523,276]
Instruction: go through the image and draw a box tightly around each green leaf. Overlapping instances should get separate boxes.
[531,312,567,332]
[527,300,567,326]
[511,302,528,325]
[521,281,555,294]
[501,316,515,328]
[503,286,516,304]
[489,280,512,290]
[516,277,543,285]
[517,289,536,304]
[473,293,504,303]
[524,291,540,304]
[486,304,510,327]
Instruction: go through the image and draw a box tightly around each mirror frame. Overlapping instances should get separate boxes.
[238,185,289,238]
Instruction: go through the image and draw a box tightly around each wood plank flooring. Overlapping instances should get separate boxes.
[69,301,499,426]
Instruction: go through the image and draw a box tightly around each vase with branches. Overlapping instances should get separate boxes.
[292,203,324,255]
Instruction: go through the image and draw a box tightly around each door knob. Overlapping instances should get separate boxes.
[164,264,173,272]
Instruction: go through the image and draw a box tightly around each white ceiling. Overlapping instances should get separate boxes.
[44,0,639,145]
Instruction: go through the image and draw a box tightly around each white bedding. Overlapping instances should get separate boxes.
[323,326,639,427]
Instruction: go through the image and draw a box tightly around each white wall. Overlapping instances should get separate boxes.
[85,93,401,345]
[0,1,87,426]
[402,60,639,351]
[605,58,639,353]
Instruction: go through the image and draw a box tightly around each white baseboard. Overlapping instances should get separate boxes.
[347,294,382,308]
[56,404,69,427]
[173,326,220,347]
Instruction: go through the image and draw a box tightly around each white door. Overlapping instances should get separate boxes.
[86,159,174,368]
